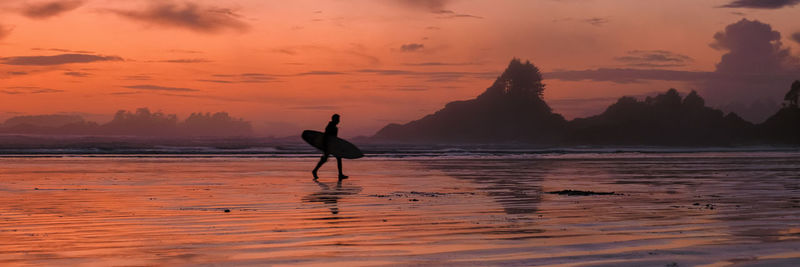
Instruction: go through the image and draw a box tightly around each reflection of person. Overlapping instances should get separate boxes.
[312,114,348,180]
[312,179,342,215]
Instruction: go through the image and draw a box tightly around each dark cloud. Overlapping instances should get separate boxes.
[583,17,609,26]
[553,17,609,26]
[792,32,800,44]
[122,75,152,81]
[0,54,122,66]
[0,24,13,40]
[31,47,93,53]
[109,1,248,33]
[21,0,84,19]
[156,58,211,63]
[7,71,28,76]
[358,69,497,81]
[394,0,481,19]
[1,86,64,94]
[110,91,140,95]
[200,73,278,84]
[710,19,791,73]
[272,48,297,55]
[123,84,199,92]
[295,71,345,76]
[432,9,483,19]
[64,71,89,77]
[196,79,234,84]
[400,43,425,52]
[545,68,711,84]
[720,0,800,9]
[614,50,693,68]
[395,0,450,11]
[704,19,799,122]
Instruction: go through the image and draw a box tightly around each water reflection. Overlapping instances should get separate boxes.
[419,159,551,214]
[302,180,361,216]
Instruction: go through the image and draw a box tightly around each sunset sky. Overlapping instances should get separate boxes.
[1,0,799,136]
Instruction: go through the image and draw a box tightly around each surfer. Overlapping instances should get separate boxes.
[312,114,348,180]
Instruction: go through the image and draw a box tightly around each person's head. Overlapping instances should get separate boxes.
[331,114,340,124]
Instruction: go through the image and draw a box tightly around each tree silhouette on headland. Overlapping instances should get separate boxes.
[569,89,752,145]
[784,80,800,108]
[760,80,800,144]
[373,58,566,143]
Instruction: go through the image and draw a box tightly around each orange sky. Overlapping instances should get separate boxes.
[1,0,799,136]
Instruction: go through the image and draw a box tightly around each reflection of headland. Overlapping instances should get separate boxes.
[302,180,362,216]
[419,159,550,215]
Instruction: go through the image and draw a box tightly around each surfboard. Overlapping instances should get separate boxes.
[301,130,364,159]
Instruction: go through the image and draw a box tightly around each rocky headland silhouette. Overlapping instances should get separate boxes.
[373,59,800,146]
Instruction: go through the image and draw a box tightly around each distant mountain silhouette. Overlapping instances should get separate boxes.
[568,89,753,146]
[3,114,85,128]
[373,59,566,143]
[0,108,252,137]
[373,59,800,146]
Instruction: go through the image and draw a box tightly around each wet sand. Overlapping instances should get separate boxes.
[0,154,799,266]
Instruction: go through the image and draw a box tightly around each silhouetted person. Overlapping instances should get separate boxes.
[785,80,800,108]
[312,114,347,180]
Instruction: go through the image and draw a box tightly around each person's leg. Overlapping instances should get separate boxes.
[312,154,328,179]
[337,157,348,180]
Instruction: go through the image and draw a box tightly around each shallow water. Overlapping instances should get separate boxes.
[0,154,798,266]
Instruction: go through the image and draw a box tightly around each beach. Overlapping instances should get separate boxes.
[0,152,799,266]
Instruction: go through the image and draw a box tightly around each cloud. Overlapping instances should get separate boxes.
[357,69,497,82]
[295,71,345,76]
[0,24,13,40]
[109,1,248,33]
[704,19,799,121]
[792,32,800,45]
[720,0,800,9]
[155,58,211,63]
[64,71,89,77]
[432,9,483,19]
[400,43,425,52]
[21,0,84,19]
[31,47,93,53]
[122,75,152,81]
[123,84,199,92]
[393,0,481,19]
[546,19,800,122]
[545,68,712,84]
[614,50,693,68]
[583,17,609,26]
[0,54,122,65]
[199,73,278,84]
[1,86,64,94]
[395,0,450,11]
[710,19,792,73]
